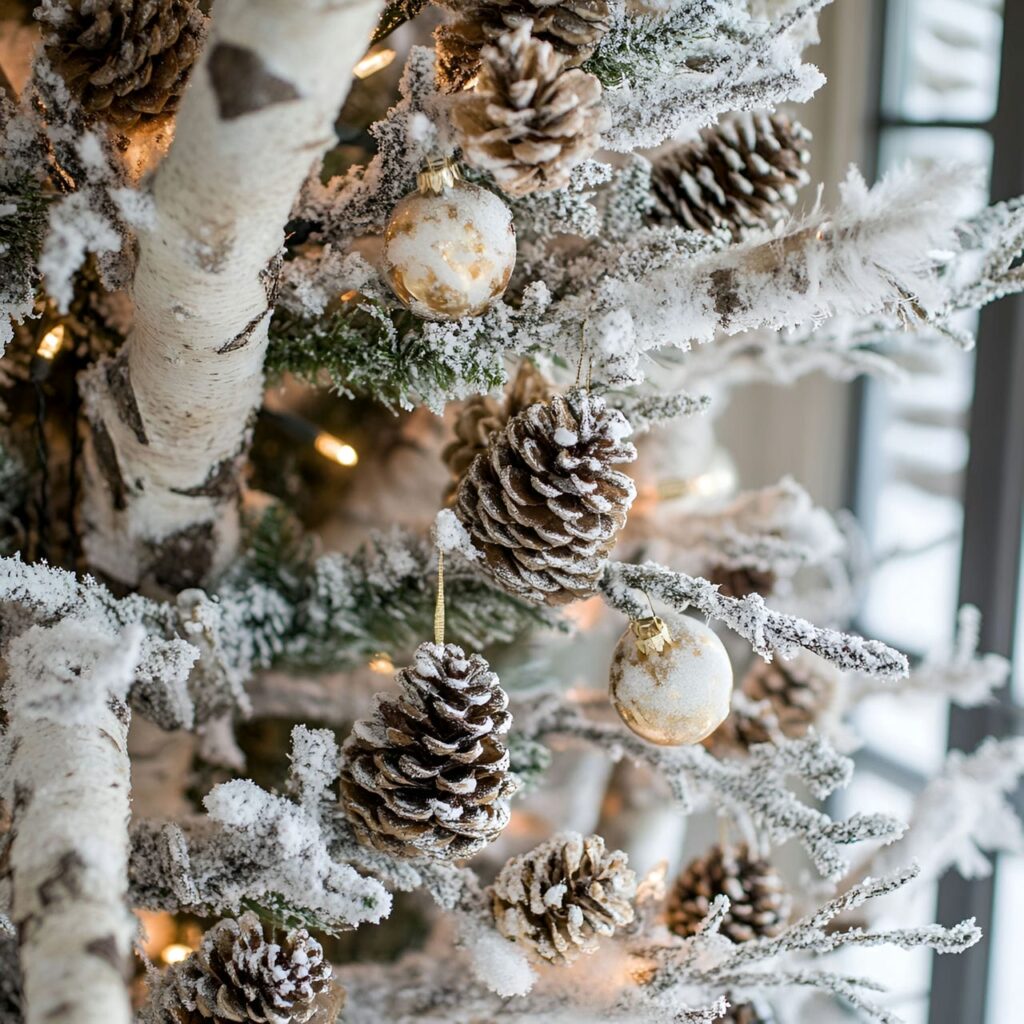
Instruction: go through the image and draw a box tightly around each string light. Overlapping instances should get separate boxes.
[313,431,358,467]
[340,290,360,302]
[161,943,193,964]
[35,324,65,361]
[354,49,396,79]
[368,653,395,674]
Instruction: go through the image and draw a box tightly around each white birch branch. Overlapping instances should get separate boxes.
[4,620,143,1024]
[80,0,383,590]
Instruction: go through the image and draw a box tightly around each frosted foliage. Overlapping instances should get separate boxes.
[130,730,390,932]
[875,738,1024,883]
[592,0,827,151]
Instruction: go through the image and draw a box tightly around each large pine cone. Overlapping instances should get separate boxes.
[442,361,552,500]
[704,653,835,756]
[491,832,637,964]
[340,642,518,860]
[166,913,342,1024]
[436,0,610,92]
[667,844,790,944]
[40,0,207,128]
[452,22,607,197]
[455,387,636,605]
[649,112,812,240]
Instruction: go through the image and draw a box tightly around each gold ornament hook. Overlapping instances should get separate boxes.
[629,607,676,659]
[418,155,462,195]
[434,549,445,646]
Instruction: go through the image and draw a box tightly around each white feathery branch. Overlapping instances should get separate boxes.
[601,560,909,678]
[3,620,144,1024]
[79,0,383,591]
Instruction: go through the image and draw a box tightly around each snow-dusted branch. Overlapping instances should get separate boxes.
[130,726,390,932]
[2,620,144,1024]
[521,696,904,879]
[79,0,384,590]
[601,560,908,678]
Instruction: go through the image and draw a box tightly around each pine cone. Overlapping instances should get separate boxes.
[442,362,552,500]
[166,913,342,1024]
[491,832,637,964]
[649,112,812,239]
[452,22,607,197]
[455,387,636,605]
[40,0,208,128]
[705,654,835,756]
[340,641,518,860]
[720,1002,774,1024]
[707,563,777,600]
[435,0,610,92]
[667,844,790,944]
[0,938,22,1024]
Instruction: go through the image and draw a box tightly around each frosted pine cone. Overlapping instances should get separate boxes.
[455,387,636,605]
[491,832,637,964]
[340,642,518,860]
[707,563,777,599]
[164,913,342,1024]
[720,1002,774,1024]
[39,0,207,128]
[650,113,812,239]
[667,844,790,944]
[452,22,607,197]
[435,0,610,91]
[442,361,552,499]
[705,654,836,756]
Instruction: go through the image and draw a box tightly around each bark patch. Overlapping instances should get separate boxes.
[147,521,216,591]
[208,44,301,120]
[90,421,128,512]
[38,851,86,906]
[105,354,148,445]
[218,309,271,354]
[170,456,240,501]
[85,934,123,971]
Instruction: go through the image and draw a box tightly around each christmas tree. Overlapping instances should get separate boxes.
[0,2,1022,1023]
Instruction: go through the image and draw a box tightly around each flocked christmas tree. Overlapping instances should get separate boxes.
[1,2,1023,1024]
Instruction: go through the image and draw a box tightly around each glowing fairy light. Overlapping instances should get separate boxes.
[313,431,358,467]
[36,324,65,361]
[368,653,395,674]
[354,49,396,79]
[161,943,193,964]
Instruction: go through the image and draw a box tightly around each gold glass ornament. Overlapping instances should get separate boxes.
[381,158,517,321]
[609,609,733,746]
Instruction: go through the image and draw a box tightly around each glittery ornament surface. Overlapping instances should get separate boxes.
[609,610,733,745]
[381,180,516,321]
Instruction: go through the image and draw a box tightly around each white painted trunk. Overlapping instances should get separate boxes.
[81,0,384,590]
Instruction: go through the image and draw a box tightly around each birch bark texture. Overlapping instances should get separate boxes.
[4,621,142,1024]
[80,0,384,591]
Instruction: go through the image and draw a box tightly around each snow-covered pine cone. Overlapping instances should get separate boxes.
[720,1002,775,1024]
[707,563,777,599]
[649,112,812,240]
[455,386,636,605]
[452,22,607,197]
[667,844,790,944]
[705,654,836,756]
[165,913,342,1024]
[491,832,637,964]
[39,0,207,128]
[339,642,518,860]
[435,0,610,91]
[442,361,552,500]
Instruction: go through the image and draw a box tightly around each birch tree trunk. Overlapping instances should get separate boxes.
[5,623,138,1024]
[80,0,383,591]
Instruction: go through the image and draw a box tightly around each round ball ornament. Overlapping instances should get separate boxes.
[381,158,517,321]
[609,610,733,746]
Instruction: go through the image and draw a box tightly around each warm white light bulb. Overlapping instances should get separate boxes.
[354,49,396,79]
[36,325,66,361]
[314,432,358,467]
[161,943,193,964]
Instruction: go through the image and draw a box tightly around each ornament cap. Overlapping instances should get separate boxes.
[418,156,462,195]
[629,615,676,658]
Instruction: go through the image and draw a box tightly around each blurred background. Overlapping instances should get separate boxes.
[717,2,1023,1021]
